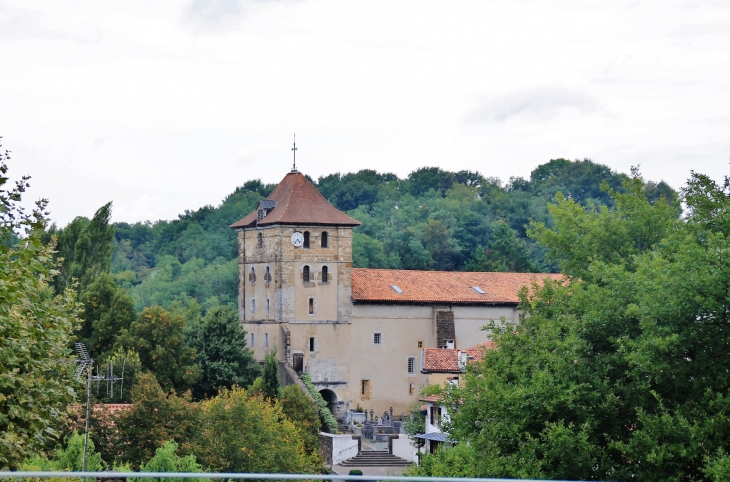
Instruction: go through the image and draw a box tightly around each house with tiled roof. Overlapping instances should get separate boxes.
[421,341,496,388]
[231,169,560,416]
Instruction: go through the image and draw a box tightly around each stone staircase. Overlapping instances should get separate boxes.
[336,422,349,433]
[338,450,412,467]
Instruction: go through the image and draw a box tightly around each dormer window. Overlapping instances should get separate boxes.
[255,200,277,224]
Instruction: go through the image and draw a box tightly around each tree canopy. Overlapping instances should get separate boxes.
[0,141,81,469]
[412,170,730,481]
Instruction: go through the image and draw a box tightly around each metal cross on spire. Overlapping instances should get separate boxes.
[291,134,298,172]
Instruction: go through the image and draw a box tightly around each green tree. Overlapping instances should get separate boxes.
[117,306,200,392]
[113,373,199,468]
[140,441,209,482]
[261,348,279,402]
[22,431,105,472]
[431,171,730,480]
[279,384,322,458]
[186,306,260,399]
[78,272,136,360]
[55,202,115,294]
[0,141,81,470]
[402,402,426,450]
[405,444,477,477]
[466,220,537,272]
[194,387,316,473]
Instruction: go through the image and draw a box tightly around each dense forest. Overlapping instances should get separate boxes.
[60,158,674,316]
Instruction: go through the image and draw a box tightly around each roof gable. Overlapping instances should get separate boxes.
[352,268,563,304]
[231,171,361,229]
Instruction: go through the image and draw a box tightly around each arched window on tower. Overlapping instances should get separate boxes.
[303,231,310,248]
[257,232,263,248]
[322,266,329,283]
[303,265,310,282]
[321,231,328,248]
[249,266,256,284]
[264,266,272,285]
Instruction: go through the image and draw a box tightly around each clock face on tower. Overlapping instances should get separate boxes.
[291,231,304,247]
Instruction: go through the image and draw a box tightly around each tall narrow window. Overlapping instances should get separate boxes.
[361,379,371,400]
[257,232,263,248]
[309,337,315,352]
[264,266,271,284]
[303,231,310,248]
[321,266,329,283]
[303,265,310,282]
[309,298,314,314]
[321,231,328,248]
[407,357,416,374]
[265,333,269,349]
[250,298,255,316]
[250,333,255,346]
[249,266,256,284]
[266,298,270,315]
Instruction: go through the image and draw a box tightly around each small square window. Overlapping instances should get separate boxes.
[373,333,382,344]
[417,340,423,348]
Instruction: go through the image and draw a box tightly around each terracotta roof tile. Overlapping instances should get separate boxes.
[231,171,361,228]
[423,348,460,372]
[422,342,496,372]
[352,269,562,304]
[420,394,445,403]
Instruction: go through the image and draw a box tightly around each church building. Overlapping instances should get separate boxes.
[231,169,560,415]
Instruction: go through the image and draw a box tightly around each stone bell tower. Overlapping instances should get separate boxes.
[230,170,361,362]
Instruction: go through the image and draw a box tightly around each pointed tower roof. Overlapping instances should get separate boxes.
[230,171,361,229]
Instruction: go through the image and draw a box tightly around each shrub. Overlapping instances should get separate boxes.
[300,374,337,433]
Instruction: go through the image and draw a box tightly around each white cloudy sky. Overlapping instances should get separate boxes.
[1,0,729,226]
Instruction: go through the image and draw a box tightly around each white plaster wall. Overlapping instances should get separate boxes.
[425,403,450,434]
[322,433,359,465]
[451,305,518,348]
[392,435,419,463]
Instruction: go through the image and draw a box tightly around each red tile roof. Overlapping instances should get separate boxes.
[231,171,361,228]
[420,395,445,403]
[352,269,562,304]
[422,341,496,372]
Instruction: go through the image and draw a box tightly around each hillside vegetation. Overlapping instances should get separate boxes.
[91,159,674,314]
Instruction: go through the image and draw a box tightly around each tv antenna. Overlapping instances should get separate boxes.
[74,343,126,482]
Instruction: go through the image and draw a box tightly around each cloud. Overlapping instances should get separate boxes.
[182,0,299,32]
[670,23,730,37]
[0,2,65,41]
[464,87,600,124]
